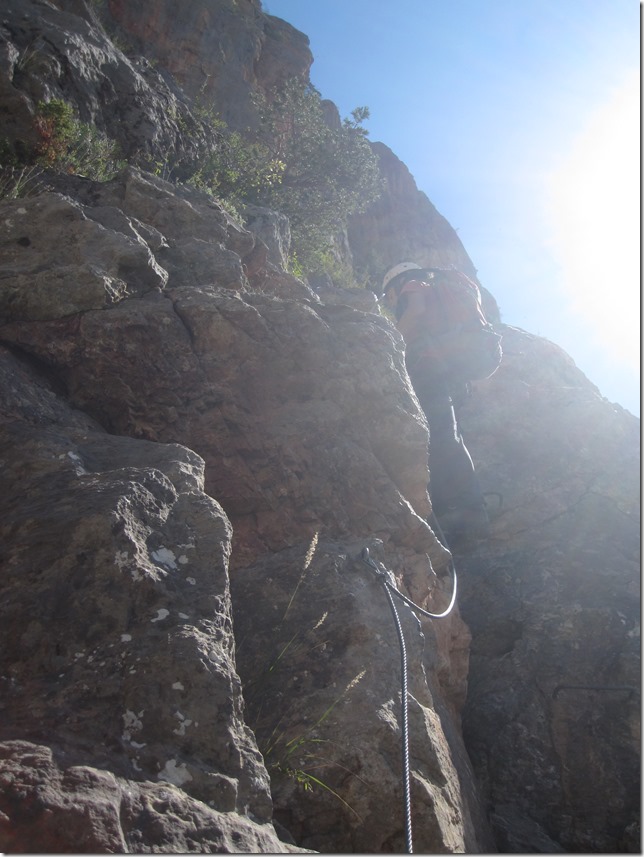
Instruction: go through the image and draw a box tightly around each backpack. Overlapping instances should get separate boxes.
[398,268,502,384]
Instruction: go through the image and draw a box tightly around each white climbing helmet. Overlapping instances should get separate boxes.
[381,262,423,296]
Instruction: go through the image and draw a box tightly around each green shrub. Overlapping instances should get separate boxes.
[33,99,125,180]
[175,82,383,283]
[186,121,285,203]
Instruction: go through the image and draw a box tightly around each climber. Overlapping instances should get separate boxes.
[380,262,502,544]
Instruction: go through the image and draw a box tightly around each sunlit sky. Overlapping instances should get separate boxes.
[263,0,640,416]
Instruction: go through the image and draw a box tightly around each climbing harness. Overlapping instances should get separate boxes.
[359,532,458,855]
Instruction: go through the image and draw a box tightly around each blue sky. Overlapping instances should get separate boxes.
[263,0,640,416]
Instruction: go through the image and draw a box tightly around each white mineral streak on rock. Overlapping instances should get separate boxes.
[158,759,193,786]
[151,547,177,568]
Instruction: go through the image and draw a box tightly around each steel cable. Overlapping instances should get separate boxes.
[360,544,458,854]
[381,572,414,854]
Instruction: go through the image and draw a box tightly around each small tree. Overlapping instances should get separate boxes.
[251,80,383,278]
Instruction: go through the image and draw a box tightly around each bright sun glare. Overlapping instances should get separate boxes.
[545,71,640,371]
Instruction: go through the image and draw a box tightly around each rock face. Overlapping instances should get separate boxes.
[0,170,440,571]
[0,166,491,852]
[0,0,202,163]
[455,325,640,853]
[0,342,289,851]
[0,0,639,853]
[107,0,313,129]
[231,541,490,853]
[0,0,308,167]
[348,143,478,281]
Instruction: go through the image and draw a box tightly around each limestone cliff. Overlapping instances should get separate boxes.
[0,0,639,853]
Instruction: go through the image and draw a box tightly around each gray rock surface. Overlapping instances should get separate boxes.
[0,169,447,581]
[0,740,293,853]
[0,0,207,163]
[106,0,312,130]
[0,0,638,852]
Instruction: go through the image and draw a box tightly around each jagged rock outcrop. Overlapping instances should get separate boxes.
[0,0,639,853]
[0,0,308,167]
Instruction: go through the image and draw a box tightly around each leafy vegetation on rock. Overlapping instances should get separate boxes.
[248,81,383,278]
[165,79,383,282]
[0,99,125,198]
[1,74,383,285]
[33,99,125,179]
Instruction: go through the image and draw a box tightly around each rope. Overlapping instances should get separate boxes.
[359,544,458,853]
